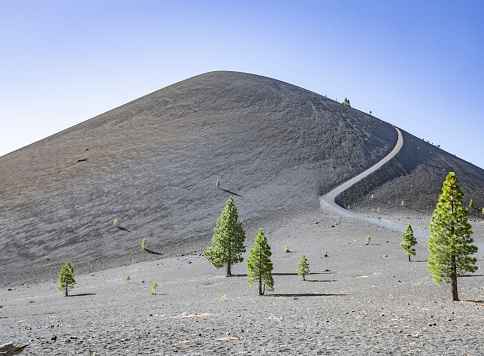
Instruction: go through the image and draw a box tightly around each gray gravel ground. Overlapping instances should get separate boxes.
[2,209,483,355]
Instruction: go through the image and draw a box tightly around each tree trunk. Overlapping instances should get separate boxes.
[226,262,232,277]
[408,255,411,262]
[65,286,68,297]
[259,274,263,295]
[451,255,459,301]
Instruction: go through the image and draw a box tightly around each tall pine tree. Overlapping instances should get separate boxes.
[58,261,76,297]
[204,196,246,276]
[247,229,274,295]
[400,224,417,261]
[428,172,478,301]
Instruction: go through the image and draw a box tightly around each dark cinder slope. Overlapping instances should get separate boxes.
[339,129,484,215]
[0,71,482,285]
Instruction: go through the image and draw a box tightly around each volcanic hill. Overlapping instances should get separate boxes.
[1,71,483,285]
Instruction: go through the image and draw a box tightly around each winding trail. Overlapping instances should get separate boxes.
[319,127,427,239]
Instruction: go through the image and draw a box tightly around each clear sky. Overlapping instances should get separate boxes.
[1,1,483,168]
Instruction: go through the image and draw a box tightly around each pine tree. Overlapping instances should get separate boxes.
[57,261,76,297]
[297,255,310,281]
[204,196,246,276]
[400,224,417,261]
[141,237,147,250]
[247,228,274,295]
[428,172,478,301]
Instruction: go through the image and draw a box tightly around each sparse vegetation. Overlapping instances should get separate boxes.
[365,236,371,245]
[150,282,158,295]
[204,196,246,277]
[216,179,220,188]
[141,237,147,250]
[58,261,76,297]
[113,218,118,226]
[297,255,310,281]
[132,258,135,265]
[247,228,274,295]
[469,199,474,208]
[284,244,290,253]
[428,172,478,301]
[400,224,417,261]
[220,294,227,301]
[126,275,130,282]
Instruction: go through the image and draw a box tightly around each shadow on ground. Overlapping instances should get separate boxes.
[145,249,163,256]
[265,293,347,297]
[220,188,243,197]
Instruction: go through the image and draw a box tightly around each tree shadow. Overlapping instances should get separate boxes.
[459,274,484,278]
[272,272,332,276]
[145,249,163,255]
[220,188,243,197]
[116,226,130,232]
[70,293,97,297]
[464,299,484,304]
[412,260,428,263]
[306,279,338,283]
[265,293,347,297]
[228,274,248,277]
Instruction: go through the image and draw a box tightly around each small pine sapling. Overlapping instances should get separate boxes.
[58,261,76,297]
[141,237,147,250]
[150,282,158,295]
[113,218,118,226]
[297,255,310,281]
[400,224,417,261]
[131,258,136,264]
[125,275,130,282]
[216,179,220,189]
[284,244,290,253]
[365,236,371,245]
[469,199,474,208]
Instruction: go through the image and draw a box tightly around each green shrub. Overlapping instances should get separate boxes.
[150,282,158,295]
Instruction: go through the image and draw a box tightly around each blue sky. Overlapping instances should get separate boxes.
[1,1,483,168]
